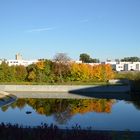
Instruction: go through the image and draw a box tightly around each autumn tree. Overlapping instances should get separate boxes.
[35,61,46,82]
[53,53,71,63]
[26,64,37,81]
[70,63,114,82]
[53,53,71,82]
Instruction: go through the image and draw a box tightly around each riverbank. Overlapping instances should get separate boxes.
[0,91,17,107]
[0,85,131,99]
[0,85,130,93]
[0,123,139,140]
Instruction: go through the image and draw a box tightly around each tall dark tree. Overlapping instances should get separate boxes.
[90,58,100,63]
[79,53,91,63]
[79,53,100,63]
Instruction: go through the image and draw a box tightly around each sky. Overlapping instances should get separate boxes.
[0,0,140,61]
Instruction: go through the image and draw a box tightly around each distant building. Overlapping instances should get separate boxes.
[1,53,39,67]
[15,53,23,60]
[6,59,39,67]
[0,59,2,65]
[104,61,140,71]
[114,63,124,71]
[1,54,140,71]
[75,60,82,64]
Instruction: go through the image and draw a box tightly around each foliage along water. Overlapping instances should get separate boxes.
[0,97,140,131]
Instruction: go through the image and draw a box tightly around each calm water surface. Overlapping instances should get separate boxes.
[0,97,140,131]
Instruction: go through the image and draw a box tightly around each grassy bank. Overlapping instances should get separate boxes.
[0,123,139,140]
[115,72,140,92]
[0,81,108,85]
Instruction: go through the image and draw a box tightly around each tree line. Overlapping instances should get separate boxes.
[79,53,140,63]
[121,57,140,62]
[0,60,114,83]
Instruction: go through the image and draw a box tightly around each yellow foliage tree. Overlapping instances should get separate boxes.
[70,63,114,82]
[36,61,45,70]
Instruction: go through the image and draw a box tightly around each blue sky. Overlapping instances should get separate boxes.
[0,0,140,61]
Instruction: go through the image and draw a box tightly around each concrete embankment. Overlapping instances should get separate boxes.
[0,85,130,92]
[0,85,131,99]
[0,90,17,107]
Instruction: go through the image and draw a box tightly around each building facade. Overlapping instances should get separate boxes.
[6,59,39,67]
[105,61,140,71]
[0,53,39,67]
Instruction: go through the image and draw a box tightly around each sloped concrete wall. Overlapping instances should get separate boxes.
[0,85,130,93]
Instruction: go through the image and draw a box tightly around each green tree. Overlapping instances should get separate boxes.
[26,64,37,81]
[79,53,100,63]
[79,53,91,63]
[90,58,100,63]
[43,60,53,82]
[121,57,140,62]
[28,71,36,81]
[0,62,16,82]
[15,65,27,81]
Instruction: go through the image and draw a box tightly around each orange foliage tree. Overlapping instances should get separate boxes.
[70,63,114,82]
[70,99,115,115]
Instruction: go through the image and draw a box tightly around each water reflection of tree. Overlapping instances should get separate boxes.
[1,98,115,124]
[70,99,115,115]
[1,105,9,112]
[130,94,140,110]
[54,106,72,124]
[15,99,26,110]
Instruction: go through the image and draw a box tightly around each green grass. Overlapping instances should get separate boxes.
[115,71,140,81]
[0,81,108,85]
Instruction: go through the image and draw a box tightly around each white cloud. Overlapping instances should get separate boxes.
[26,27,55,32]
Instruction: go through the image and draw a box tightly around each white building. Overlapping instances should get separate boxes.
[75,60,82,64]
[6,59,39,67]
[105,61,140,71]
[115,63,124,71]
[0,60,2,65]
[123,62,140,71]
[2,53,39,67]
[15,53,23,60]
